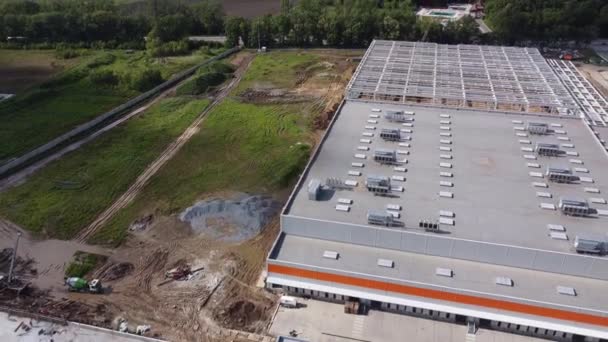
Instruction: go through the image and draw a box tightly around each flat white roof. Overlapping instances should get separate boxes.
[285,101,608,254]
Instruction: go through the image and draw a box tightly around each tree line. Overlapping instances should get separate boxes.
[225,0,481,49]
[0,0,224,49]
[485,0,608,44]
[1,0,607,52]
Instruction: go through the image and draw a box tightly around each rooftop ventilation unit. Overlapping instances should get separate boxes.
[556,286,576,296]
[558,197,591,217]
[574,234,607,255]
[373,149,397,165]
[419,220,439,232]
[546,167,579,183]
[527,122,549,135]
[535,143,565,157]
[365,175,391,194]
[377,259,394,268]
[326,177,352,190]
[436,268,453,277]
[308,179,322,200]
[384,110,413,123]
[323,251,339,259]
[380,128,401,141]
[367,210,395,226]
[495,277,514,287]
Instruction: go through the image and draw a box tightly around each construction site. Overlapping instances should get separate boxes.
[266,41,608,342]
[0,49,359,341]
[1,38,608,342]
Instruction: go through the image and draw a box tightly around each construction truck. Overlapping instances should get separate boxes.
[65,277,103,294]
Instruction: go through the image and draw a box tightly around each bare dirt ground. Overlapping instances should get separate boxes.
[222,0,281,18]
[0,49,359,341]
[238,49,359,133]
[576,63,608,97]
[0,51,77,93]
[0,219,110,295]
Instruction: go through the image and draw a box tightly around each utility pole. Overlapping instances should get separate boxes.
[7,232,21,284]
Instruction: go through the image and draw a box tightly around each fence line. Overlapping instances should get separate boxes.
[0,47,240,178]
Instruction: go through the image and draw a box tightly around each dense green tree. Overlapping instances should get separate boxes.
[485,0,605,43]
[192,0,224,35]
[224,16,242,47]
[250,15,275,49]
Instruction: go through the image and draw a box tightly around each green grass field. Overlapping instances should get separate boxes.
[0,51,326,244]
[90,52,323,245]
[235,52,319,92]
[91,100,312,245]
[0,49,215,163]
[0,97,210,239]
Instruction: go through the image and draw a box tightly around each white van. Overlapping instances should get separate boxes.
[280,295,298,308]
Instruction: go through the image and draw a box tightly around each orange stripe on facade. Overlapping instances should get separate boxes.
[268,264,608,328]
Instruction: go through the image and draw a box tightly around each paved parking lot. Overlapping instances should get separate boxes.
[269,299,547,342]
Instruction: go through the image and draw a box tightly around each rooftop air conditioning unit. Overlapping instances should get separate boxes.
[546,167,579,183]
[527,122,549,135]
[384,110,413,123]
[380,128,401,141]
[558,197,591,217]
[373,149,397,164]
[574,234,607,255]
[365,175,391,194]
[536,143,565,156]
[367,210,395,226]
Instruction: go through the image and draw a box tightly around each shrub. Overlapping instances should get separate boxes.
[205,61,235,75]
[40,67,89,89]
[64,252,103,278]
[176,71,226,95]
[89,69,119,86]
[55,48,80,59]
[127,69,164,92]
[86,53,116,69]
[148,40,190,57]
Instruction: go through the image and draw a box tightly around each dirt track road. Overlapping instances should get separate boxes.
[74,55,255,243]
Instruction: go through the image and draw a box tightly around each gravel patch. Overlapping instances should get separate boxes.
[179,194,280,242]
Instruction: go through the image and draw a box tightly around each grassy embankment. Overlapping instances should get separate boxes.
[90,52,323,245]
[0,97,211,239]
[0,48,219,163]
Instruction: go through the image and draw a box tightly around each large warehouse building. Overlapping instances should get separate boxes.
[266,40,608,341]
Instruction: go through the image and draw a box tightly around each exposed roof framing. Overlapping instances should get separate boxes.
[547,59,608,126]
[347,40,580,116]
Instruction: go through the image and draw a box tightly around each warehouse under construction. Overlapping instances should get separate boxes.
[266,41,608,341]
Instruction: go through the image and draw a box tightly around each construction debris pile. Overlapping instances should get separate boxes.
[0,248,35,291]
[164,264,203,282]
[180,194,280,242]
[0,287,113,327]
[129,214,154,232]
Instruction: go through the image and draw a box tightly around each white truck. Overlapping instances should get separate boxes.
[279,295,298,308]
